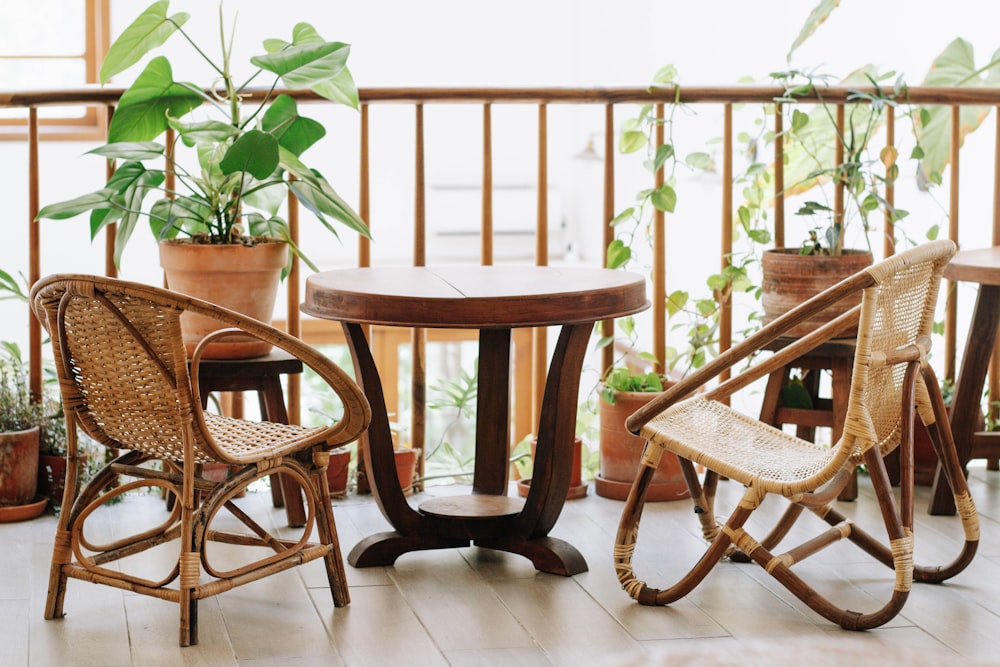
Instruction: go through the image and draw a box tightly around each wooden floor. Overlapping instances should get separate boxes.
[3,465,1000,667]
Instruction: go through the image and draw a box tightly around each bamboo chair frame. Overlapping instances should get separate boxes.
[614,240,979,630]
[29,274,371,646]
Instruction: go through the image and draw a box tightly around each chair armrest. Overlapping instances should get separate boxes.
[189,324,371,461]
[626,271,873,435]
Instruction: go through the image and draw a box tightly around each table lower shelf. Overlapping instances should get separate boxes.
[418,494,524,520]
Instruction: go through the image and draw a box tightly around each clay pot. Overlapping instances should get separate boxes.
[516,436,588,500]
[761,248,873,338]
[596,390,690,501]
[326,447,351,498]
[0,426,41,507]
[159,239,288,359]
[37,453,67,507]
[394,447,420,496]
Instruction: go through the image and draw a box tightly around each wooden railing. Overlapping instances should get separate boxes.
[8,84,1000,454]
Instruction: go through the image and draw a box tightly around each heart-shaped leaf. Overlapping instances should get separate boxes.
[107,56,203,143]
[99,0,189,84]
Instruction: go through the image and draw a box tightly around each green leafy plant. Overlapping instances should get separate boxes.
[765,67,911,257]
[36,0,369,270]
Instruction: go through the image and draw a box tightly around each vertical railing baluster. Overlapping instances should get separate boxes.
[359,103,371,268]
[945,106,961,382]
[105,105,117,278]
[774,103,785,248]
[601,104,615,375]
[482,103,494,266]
[720,103,734,388]
[287,165,301,424]
[412,103,427,484]
[28,107,41,401]
[532,104,549,428]
[652,104,666,374]
[883,106,896,258]
[835,105,845,246]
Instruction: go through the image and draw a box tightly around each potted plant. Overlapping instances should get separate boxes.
[36,0,370,358]
[0,343,51,520]
[753,69,912,336]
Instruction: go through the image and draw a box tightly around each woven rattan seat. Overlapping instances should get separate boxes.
[30,274,371,646]
[615,241,979,630]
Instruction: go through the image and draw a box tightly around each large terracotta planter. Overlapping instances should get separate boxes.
[0,426,40,507]
[761,248,873,338]
[159,239,288,359]
[596,390,690,501]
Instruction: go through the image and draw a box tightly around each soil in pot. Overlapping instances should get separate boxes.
[159,239,288,359]
[761,248,873,338]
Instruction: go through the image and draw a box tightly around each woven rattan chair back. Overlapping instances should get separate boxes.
[38,276,213,463]
[30,274,371,646]
[614,241,979,630]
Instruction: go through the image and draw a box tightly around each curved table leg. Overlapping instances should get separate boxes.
[928,284,1000,515]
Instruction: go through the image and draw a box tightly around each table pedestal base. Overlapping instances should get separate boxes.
[347,531,587,576]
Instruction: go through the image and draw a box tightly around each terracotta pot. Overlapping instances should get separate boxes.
[596,390,690,501]
[394,447,420,496]
[326,447,351,498]
[37,453,67,507]
[761,248,873,338]
[159,239,288,359]
[0,426,40,507]
[516,436,588,500]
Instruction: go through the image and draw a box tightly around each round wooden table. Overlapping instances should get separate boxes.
[303,265,648,575]
[929,247,1000,514]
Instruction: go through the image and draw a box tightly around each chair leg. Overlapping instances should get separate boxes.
[615,445,744,606]
[309,451,349,606]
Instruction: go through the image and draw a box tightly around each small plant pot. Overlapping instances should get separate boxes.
[596,390,690,502]
[37,453,68,508]
[394,447,420,496]
[326,447,352,498]
[0,426,41,507]
[516,437,588,500]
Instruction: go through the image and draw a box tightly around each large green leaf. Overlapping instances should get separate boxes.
[87,141,165,161]
[915,39,1000,181]
[786,0,841,63]
[36,189,116,220]
[251,40,351,94]
[113,168,168,268]
[167,116,238,148]
[261,95,326,156]
[99,0,189,84]
[219,130,280,180]
[281,148,370,238]
[261,24,358,107]
[107,57,204,143]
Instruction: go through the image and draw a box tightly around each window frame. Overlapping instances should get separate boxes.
[0,0,110,141]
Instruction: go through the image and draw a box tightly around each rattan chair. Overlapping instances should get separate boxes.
[30,274,371,646]
[614,240,979,630]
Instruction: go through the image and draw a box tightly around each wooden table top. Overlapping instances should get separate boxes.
[303,265,649,328]
[944,246,1000,286]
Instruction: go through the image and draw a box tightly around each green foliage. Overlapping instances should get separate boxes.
[913,38,1000,185]
[36,0,369,271]
[600,367,664,405]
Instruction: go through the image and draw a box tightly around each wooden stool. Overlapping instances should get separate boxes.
[193,351,307,526]
[759,338,857,500]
